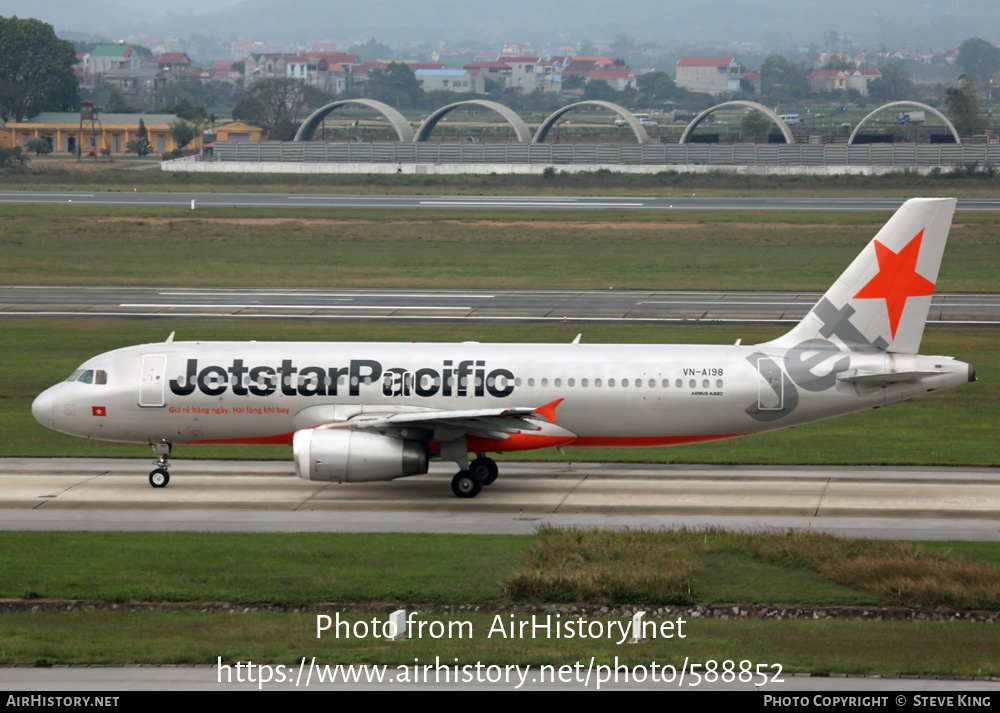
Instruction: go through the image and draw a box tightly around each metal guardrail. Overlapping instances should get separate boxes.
[213,141,1000,167]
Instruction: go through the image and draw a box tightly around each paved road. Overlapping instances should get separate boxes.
[3,286,998,326]
[2,191,1000,212]
[3,459,999,540]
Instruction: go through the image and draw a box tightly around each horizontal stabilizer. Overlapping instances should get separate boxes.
[836,369,946,386]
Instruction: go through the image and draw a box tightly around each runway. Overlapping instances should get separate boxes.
[2,191,1000,212]
[3,459,999,540]
[3,286,998,326]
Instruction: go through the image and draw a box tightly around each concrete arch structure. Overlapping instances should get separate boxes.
[414,100,532,143]
[294,100,415,142]
[532,101,649,144]
[679,100,795,144]
[848,101,960,145]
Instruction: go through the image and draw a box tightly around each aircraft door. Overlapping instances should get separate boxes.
[756,357,785,411]
[139,354,167,407]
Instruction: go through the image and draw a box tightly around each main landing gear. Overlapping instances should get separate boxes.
[148,441,172,488]
[451,454,499,499]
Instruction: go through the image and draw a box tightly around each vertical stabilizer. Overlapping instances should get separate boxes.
[766,198,956,354]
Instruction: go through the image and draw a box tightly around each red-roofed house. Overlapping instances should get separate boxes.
[844,69,881,96]
[206,60,241,84]
[587,68,636,91]
[676,57,741,94]
[464,61,513,90]
[809,69,847,93]
[302,52,359,66]
[158,52,192,76]
[497,56,561,93]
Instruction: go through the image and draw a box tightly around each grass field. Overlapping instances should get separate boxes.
[2,529,999,672]
[1,206,997,291]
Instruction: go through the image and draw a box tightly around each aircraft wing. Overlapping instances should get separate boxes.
[319,399,563,441]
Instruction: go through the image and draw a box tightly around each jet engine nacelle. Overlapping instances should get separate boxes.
[293,428,428,483]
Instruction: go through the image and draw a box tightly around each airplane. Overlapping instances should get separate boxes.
[31,198,975,498]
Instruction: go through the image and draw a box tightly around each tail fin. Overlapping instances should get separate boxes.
[766,197,956,354]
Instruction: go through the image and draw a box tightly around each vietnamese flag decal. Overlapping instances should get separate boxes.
[92,406,107,417]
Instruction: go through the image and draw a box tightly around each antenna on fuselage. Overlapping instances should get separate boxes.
[166,331,175,343]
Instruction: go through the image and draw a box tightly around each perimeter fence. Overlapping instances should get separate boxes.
[213,141,1000,168]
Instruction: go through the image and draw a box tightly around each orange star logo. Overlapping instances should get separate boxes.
[853,230,935,339]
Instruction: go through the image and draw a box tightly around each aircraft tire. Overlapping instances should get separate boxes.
[149,468,170,488]
[451,470,483,498]
[470,457,499,486]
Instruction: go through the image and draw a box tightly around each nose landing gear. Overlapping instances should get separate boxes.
[148,441,172,488]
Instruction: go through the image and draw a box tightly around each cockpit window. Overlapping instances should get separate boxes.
[64,369,108,385]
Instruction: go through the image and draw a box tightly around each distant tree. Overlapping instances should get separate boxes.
[945,75,982,135]
[583,78,619,102]
[25,137,51,155]
[822,56,853,71]
[104,88,140,114]
[349,38,394,63]
[169,119,197,150]
[128,118,151,155]
[637,71,679,106]
[0,145,28,169]
[233,77,320,138]
[867,62,916,102]
[165,98,207,122]
[0,16,78,122]
[956,38,1000,85]
[561,74,586,91]
[125,137,151,156]
[578,39,599,57]
[759,55,811,102]
[740,111,771,142]
[610,33,634,61]
[367,62,422,109]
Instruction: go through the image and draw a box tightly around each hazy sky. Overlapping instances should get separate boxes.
[2,0,996,51]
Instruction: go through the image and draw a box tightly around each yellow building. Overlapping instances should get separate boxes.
[213,121,263,142]
[5,112,203,155]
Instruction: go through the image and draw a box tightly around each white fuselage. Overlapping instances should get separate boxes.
[32,340,972,452]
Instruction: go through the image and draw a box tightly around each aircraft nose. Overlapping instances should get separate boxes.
[32,389,55,428]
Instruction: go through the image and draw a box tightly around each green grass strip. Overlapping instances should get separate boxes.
[3,613,998,676]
